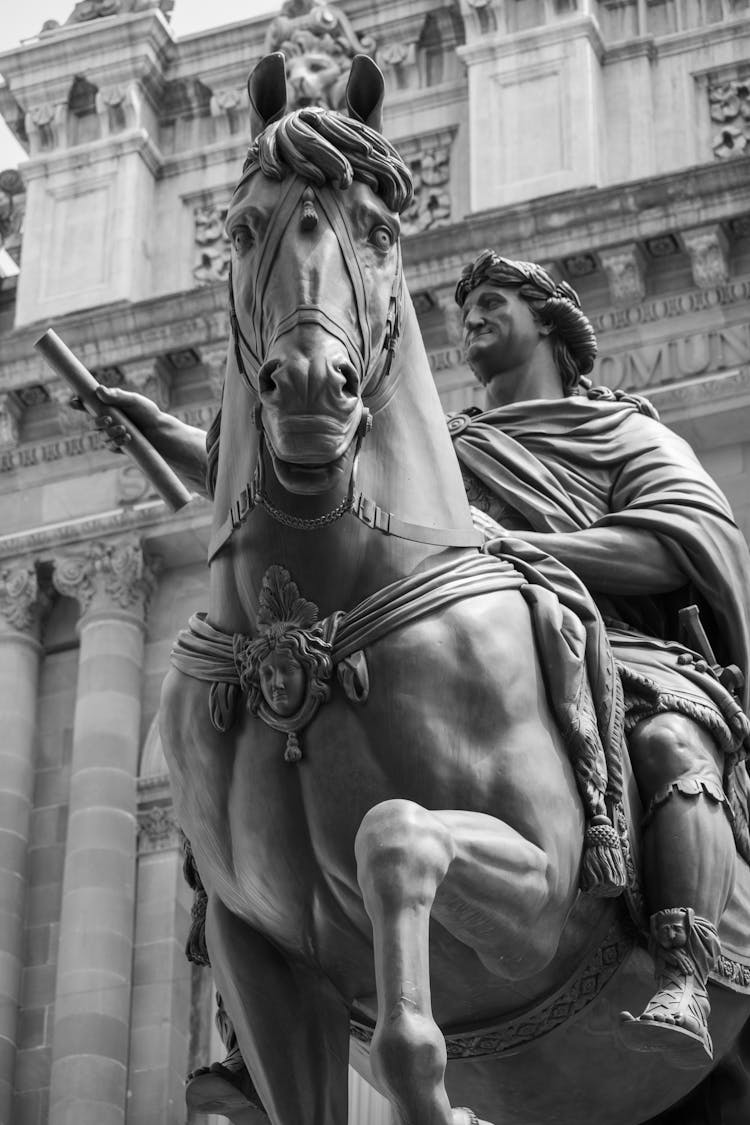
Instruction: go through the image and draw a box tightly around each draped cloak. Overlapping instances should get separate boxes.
[451,396,750,858]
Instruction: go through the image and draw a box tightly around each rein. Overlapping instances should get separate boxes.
[211,174,483,564]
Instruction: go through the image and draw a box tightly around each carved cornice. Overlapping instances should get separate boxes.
[0,560,43,637]
[0,285,227,389]
[52,536,160,621]
[402,160,750,290]
[589,275,750,336]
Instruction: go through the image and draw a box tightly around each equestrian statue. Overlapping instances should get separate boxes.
[80,53,750,1125]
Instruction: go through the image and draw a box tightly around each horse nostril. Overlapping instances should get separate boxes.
[258,359,281,396]
[334,359,359,398]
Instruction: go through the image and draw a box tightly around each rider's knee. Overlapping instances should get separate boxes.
[628,712,723,803]
[355,800,455,904]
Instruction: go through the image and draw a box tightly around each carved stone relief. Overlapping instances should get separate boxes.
[682,225,730,289]
[122,358,172,410]
[210,88,247,138]
[0,394,21,451]
[95,82,143,136]
[264,0,376,112]
[0,168,25,258]
[599,244,647,307]
[400,133,454,237]
[193,201,231,286]
[710,79,750,159]
[47,381,89,435]
[24,103,67,155]
[0,560,41,636]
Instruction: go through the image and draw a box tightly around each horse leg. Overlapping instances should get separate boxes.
[206,894,351,1125]
[355,798,578,1125]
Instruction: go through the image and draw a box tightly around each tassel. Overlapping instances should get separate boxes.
[284,731,302,763]
[580,814,627,897]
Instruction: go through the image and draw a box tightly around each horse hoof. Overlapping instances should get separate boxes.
[620,1012,713,1070]
[453,1107,493,1125]
[185,1064,267,1118]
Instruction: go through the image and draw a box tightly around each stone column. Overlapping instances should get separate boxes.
[49,538,157,1125]
[0,561,44,1124]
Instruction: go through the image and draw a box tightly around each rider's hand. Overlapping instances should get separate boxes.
[70,385,164,451]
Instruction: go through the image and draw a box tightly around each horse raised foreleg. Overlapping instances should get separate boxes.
[206,895,351,1125]
[355,799,579,1125]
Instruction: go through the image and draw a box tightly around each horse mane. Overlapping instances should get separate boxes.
[237,107,414,214]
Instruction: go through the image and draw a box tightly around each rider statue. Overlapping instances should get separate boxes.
[451,251,750,1062]
[88,252,750,1078]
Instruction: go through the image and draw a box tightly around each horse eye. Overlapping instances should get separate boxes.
[369,226,394,252]
[231,227,254,254]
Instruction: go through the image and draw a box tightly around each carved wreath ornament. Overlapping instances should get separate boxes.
[234,565,339,762]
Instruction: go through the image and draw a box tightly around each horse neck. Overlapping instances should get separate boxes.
[208,297,476,631]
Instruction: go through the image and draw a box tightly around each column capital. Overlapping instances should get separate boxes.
[0,559,47,641]
[52,537,161,624]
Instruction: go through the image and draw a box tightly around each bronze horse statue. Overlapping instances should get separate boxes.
[160,54,750,1125]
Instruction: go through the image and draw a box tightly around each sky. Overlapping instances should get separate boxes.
[0,0,275,167]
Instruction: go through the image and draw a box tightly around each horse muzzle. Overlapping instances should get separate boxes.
[257,341,364,493]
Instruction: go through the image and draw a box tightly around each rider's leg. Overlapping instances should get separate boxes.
[355,797,579,1125]
[622,712,734,1063]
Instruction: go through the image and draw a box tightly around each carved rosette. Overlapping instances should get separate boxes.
[0,560,42,637]
[52,538,160,622]
[710,79,750,160]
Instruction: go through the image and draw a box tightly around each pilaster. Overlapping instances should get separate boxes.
[48,536,159,1125]
[0,561,45,1125]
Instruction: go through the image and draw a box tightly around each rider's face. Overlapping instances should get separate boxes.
[461,283,544,385]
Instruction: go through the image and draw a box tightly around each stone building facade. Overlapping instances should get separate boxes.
[0,0,749,1123]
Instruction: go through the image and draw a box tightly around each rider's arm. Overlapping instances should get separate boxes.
[88,386,210,497]
[487,526,685,596]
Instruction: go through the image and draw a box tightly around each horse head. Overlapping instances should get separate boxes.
[226,54,413,498]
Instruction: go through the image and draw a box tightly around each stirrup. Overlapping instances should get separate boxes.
[620,908,719,1069]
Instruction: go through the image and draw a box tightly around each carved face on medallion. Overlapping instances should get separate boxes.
[258,645,308,717]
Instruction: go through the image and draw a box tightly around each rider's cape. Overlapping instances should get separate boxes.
[451,394,750,860]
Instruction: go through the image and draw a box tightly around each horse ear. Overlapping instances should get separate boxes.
[345,55,385,133]
[247,53,288,140]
